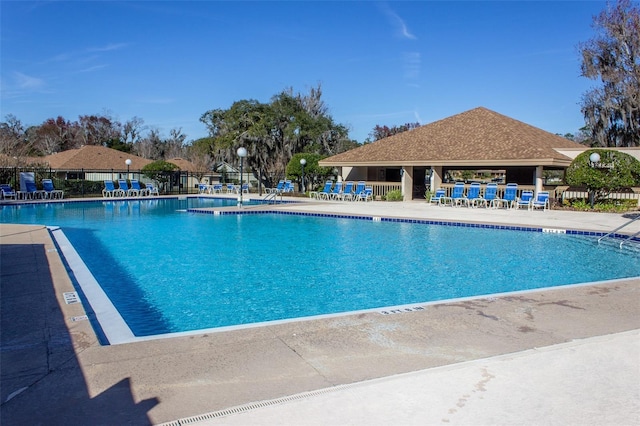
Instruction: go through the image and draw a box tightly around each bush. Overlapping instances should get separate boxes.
[385,189,403,201]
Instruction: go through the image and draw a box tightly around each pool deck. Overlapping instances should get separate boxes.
[1,196,639,425]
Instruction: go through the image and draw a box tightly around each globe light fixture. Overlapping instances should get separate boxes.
[300,158,306,193]
[237,147,247,207]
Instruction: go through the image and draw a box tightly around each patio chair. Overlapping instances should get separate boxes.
[530,191,550,211]
[42,179,64,199]
[497,183,518,209]
[357,186,373,202]
[328,181,343,200]
[118,179,139,197]
[282,180,294,193]
[340,181,355,201]
[211,183,223,194]
[146,183,160,196]
[198,183,209,194]
[516,190,534,209]
[19,181,44,200]
[226,184,235,194]
[103,180,119,198]
[473,183,498,208]
[429,189,446,205]
[1,184,17,200]
[266,180,285,194]
[442,183,467,207]
[317,180,334,200]
[465,182,482,207]
[241,183,250,194]
[351,181,366,202]
[130,180,149,196]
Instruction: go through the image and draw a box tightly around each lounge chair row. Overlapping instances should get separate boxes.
[266,180,295,194]
[198,183,250,195]
[311,181,374,202]
[430,183,549,211]
[103,180,159,198]
[1,180,64,200]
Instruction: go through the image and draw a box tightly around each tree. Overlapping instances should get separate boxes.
[565,149,640,205]
[0,115,34,164]
[285,153,333,192]
[200,86,351,189]
[579,0,640,147]
[141,160,179,193]
[367,122,421,142]
[186,137,214,182]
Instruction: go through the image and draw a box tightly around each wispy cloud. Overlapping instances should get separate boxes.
[75,65,108,74]
[87,43,128,53]
[403,51,421,81]
[379,3,416,40]
[14,72,45,90]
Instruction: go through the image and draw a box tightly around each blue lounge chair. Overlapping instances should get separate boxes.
[317,180,334,200]
[20,181,44,200]
[357,186,373,202]
[103,180,119,198]
[340,181,354,201]
[497,183,518,209]
[226,183,235,194]
[351,181,366,202]
[118,179,139,197]
[146,183,160,196]
[267,180,284,194]
[1,184,17,200]
[131,180,149,196]
[530,191,550,211]
[429,189,446,205]
[241,183,250,194]
[473,183,498,208]
[42,179,64,199]
[516,190,534,209]
[211,183,223,193]
[329,181,343,200]
[198,183,209,194]
[465,182,482,207]
[282,180,294,193]
[442,183,466,207]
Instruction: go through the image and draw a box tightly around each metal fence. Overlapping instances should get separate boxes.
[0,167,203,198]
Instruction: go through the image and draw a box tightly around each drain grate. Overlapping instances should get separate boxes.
[63,292,79,304]
[158,384,353,425]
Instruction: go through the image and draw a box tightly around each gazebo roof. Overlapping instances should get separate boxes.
[42,145,152,170]
[321,107,584,168]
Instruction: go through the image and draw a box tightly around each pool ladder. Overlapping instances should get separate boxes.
[598,214,640,249]
[262,191,281,204]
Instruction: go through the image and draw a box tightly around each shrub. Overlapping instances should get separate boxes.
[385,189,403,201]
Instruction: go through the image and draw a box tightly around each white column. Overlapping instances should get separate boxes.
[535,166,543,194]
[402,166,414,201]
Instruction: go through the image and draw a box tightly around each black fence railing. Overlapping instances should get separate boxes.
[0,167,204,198]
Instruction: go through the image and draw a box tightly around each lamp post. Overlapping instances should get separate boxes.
[588,152,601,209]
[125,158,132,180]
[300,158,306,193]
[237,147,247,207]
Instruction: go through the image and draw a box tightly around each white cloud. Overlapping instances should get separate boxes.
[14,72,44,90]
[403,51,421,80]
[87,43,128,53]
[380,3,417,40]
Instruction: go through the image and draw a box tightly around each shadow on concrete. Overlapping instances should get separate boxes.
[0,243,158,425]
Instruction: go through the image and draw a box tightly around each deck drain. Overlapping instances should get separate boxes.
[380,306,426,315]
[63,292,79,304]
[71,315,88,322]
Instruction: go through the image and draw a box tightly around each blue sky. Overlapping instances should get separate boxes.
[1,1,608,144]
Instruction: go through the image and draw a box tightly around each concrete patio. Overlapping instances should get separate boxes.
[1,197,638,425]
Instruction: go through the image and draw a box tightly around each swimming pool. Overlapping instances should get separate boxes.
[2,198,639,344]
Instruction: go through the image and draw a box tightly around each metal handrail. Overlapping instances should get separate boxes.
[598,214,640,248]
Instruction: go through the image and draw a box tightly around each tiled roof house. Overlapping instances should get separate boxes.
[41,145,152,170]
[319,107,589,200]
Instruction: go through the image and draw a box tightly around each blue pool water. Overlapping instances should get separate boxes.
[2,198,639,338]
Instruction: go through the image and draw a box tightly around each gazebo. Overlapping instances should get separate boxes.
[319,107,588,200]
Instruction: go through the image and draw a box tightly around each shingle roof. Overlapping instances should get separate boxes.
[321,107,584,167]
[41,145,152,170]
